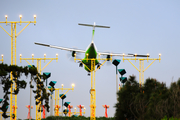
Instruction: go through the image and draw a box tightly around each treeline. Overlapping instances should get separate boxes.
[114,76,180,120]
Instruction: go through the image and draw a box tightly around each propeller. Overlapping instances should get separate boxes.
[78,61,83,67]
[66,50,81,61]
[97,63,101,69]
[100,51,114,66]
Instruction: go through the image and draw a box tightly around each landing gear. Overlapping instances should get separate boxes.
[79,62,83,67]
[97,63,101,69]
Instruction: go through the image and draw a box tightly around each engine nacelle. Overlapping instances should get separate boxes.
[72,51,76,57]
[106,55,111,61]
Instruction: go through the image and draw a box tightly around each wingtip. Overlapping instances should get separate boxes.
[34,42,50,47]
[128,53,150,57]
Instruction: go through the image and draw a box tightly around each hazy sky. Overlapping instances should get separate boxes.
[0,0,180,119]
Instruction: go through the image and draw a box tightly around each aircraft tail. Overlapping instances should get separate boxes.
[78,22,110,42]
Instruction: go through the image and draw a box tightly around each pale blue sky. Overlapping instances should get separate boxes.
[0,0,180,119]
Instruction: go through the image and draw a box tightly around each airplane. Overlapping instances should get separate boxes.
[35,22,149,75]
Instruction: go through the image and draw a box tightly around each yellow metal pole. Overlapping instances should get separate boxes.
[0,25,11,36]
[90,59,96,120]
[0,55,3,63]
[0,15,36,120]
[139,60,144,85]
[36,60,41,120]
[54,86,74,116]
[55,90,59,113]
[54,90,60,116]
[74,57,110,120]
[20,54,58,120]
[10,22,17,120]
[72,108,86,116]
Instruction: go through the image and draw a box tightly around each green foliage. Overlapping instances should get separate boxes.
[115,75,180,120]
[161,115,180,120]
[0,63,50,118]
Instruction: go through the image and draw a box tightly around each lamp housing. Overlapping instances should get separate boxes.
[112,59,121,66]
[118,69,126,76]
[120,77,127,83]
[60,94,66,100]
[64,102,70,107]
[43,72,51,79]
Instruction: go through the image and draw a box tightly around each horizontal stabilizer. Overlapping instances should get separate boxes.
[78,23,110,28]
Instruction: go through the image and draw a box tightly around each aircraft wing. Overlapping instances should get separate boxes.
[34,42,86,53]
[34,42,149,57]
[98,52,150,57]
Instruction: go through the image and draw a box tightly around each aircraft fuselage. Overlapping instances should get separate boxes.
[82,42,99,72]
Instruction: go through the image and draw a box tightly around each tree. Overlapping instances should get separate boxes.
[167,80,180,118]
[144,78,168,120]
[114,76,169,120]
[114,75,139,120]
[0,63,50,118]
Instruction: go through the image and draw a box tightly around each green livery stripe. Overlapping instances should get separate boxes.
[92,30,95,36]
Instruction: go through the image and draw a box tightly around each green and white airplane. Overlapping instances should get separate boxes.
[35,22,149,75]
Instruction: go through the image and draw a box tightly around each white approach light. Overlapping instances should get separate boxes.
[19,54,22,57]
[71,83,75,87]
[44,54,46,57]
[5,15,8,18]
[32,54,34,57]
[159,53,161,56]
[61,84,64,87]
[19,15,22,18]
[34,15,36,18]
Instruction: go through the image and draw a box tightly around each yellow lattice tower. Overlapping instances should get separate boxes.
[53,84,74,116]
[0,55,3,63]
[122,54,161,85]
[54,89,59,116]
[20,54,58,120]
[0,15,36,120]
[74,55,111,120]
[90,59,96,119]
